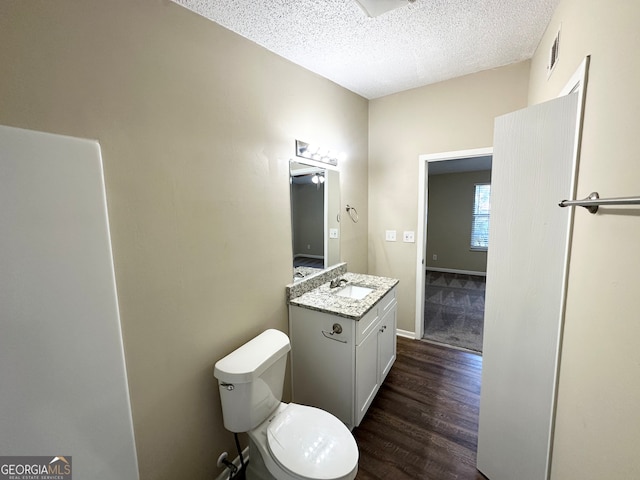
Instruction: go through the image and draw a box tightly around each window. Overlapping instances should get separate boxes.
[471,183,491,250]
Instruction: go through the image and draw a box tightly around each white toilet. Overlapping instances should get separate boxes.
[214,329,359,480]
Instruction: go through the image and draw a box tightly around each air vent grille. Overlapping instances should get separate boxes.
[548,28,560,77]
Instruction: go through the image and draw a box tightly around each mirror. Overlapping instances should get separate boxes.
[290,160,340,281]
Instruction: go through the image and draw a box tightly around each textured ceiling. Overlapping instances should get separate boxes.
[172,0,560,99]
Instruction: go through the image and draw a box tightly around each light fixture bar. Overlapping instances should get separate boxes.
[295,140,340,166]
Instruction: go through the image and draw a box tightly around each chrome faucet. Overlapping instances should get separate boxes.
[330,277,348,289]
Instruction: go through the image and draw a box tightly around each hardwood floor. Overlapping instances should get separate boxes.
[353,336,487,480]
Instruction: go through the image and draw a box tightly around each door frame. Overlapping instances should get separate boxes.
[412,56,589,343]
[414,147,493,339]
[473,57,589,479]
[545,54,589,474]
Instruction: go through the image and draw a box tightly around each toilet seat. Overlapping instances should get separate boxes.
[266,403,358,480]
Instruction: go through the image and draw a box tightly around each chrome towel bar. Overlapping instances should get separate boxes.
[559,192,640,214]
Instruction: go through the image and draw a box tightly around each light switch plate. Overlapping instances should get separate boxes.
[385,230,396,241]
[403,231,415,243]
[329,228,339,239]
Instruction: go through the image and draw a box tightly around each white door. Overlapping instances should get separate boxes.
[477,92,579,480]
[0,125,139,479]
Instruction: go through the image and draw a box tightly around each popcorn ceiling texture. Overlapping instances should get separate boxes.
[172,0,560,99]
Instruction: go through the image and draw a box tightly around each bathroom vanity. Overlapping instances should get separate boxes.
[286,264,398,430]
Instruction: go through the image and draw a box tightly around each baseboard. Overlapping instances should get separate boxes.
[426,267,486,277]
[293,253,323,260]
[396,328,416,339]
[214,446,250,480]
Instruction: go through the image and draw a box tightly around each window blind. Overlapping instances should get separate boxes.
[471,183,491,250]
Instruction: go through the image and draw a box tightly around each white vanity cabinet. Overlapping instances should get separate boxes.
[289,286,397,430]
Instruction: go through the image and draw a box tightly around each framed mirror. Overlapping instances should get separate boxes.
[290,160,340,281]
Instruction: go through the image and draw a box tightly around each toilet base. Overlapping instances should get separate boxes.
[246,404,301,480]
[245,437,276,480]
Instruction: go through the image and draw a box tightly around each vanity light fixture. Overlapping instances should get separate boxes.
[311,173,325,184]
[296,140,344,166]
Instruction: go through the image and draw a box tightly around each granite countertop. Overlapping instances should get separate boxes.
[288,271,398,320]
[293,266,323,280]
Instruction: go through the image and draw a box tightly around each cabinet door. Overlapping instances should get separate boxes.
[289,306,354,427]
[378,302,397,383]
[355,326,379,427]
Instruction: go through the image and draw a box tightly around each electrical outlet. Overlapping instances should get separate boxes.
[403,231,415,243]
[385,230,396,241]
[329,228,339,239]
[432,254,438,261]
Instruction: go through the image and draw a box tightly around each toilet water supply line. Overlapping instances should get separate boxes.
[216,452,237,477]
[235,433,246,472]
[217,433,245,479]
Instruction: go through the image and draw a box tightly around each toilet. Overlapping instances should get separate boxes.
[214,329,358,480]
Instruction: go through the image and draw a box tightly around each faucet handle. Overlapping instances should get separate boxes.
[330,277,348,288]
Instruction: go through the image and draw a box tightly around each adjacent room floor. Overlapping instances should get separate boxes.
[353,336,486,480]
[423,271,486,353]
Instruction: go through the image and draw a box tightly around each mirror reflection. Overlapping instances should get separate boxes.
[290,160,340,281]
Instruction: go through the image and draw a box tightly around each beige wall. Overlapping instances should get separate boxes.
[0,1,368,479]
[528,1,640,478]
[5,0,637,478]
[426,170,491,273]
[368,62,529,332]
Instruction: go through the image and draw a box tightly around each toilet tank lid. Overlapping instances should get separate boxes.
[214,329,291,384]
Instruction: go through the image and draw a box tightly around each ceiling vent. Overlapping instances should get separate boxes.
[355,0,415,17]
[548,27,560,78]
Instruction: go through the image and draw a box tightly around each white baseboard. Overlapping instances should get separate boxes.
[426,267,486,277]
[293,254,323,260]
[215,446,250,480]
[396,328,416,339]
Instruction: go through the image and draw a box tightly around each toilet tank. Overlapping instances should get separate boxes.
[214,329,291,432]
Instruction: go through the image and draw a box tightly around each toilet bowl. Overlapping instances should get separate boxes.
[247,402,358,480]
[214,329,358,480]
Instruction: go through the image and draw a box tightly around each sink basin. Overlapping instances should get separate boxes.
[335,284,374,300]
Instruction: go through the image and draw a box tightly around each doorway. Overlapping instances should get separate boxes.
[423,156,492,353]
[412,58,589,480]
[415,148,493,347]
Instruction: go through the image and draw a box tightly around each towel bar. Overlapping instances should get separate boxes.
[559,192,640,214]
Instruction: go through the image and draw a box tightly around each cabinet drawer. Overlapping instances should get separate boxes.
[379,287,396,314]
[356,306,379,345]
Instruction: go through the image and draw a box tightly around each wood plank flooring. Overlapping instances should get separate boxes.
[353,336,487,480]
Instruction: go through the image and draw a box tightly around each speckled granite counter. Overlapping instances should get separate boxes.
[287,270,399,320]
[293,266,323,281]
[287,263,347,301]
